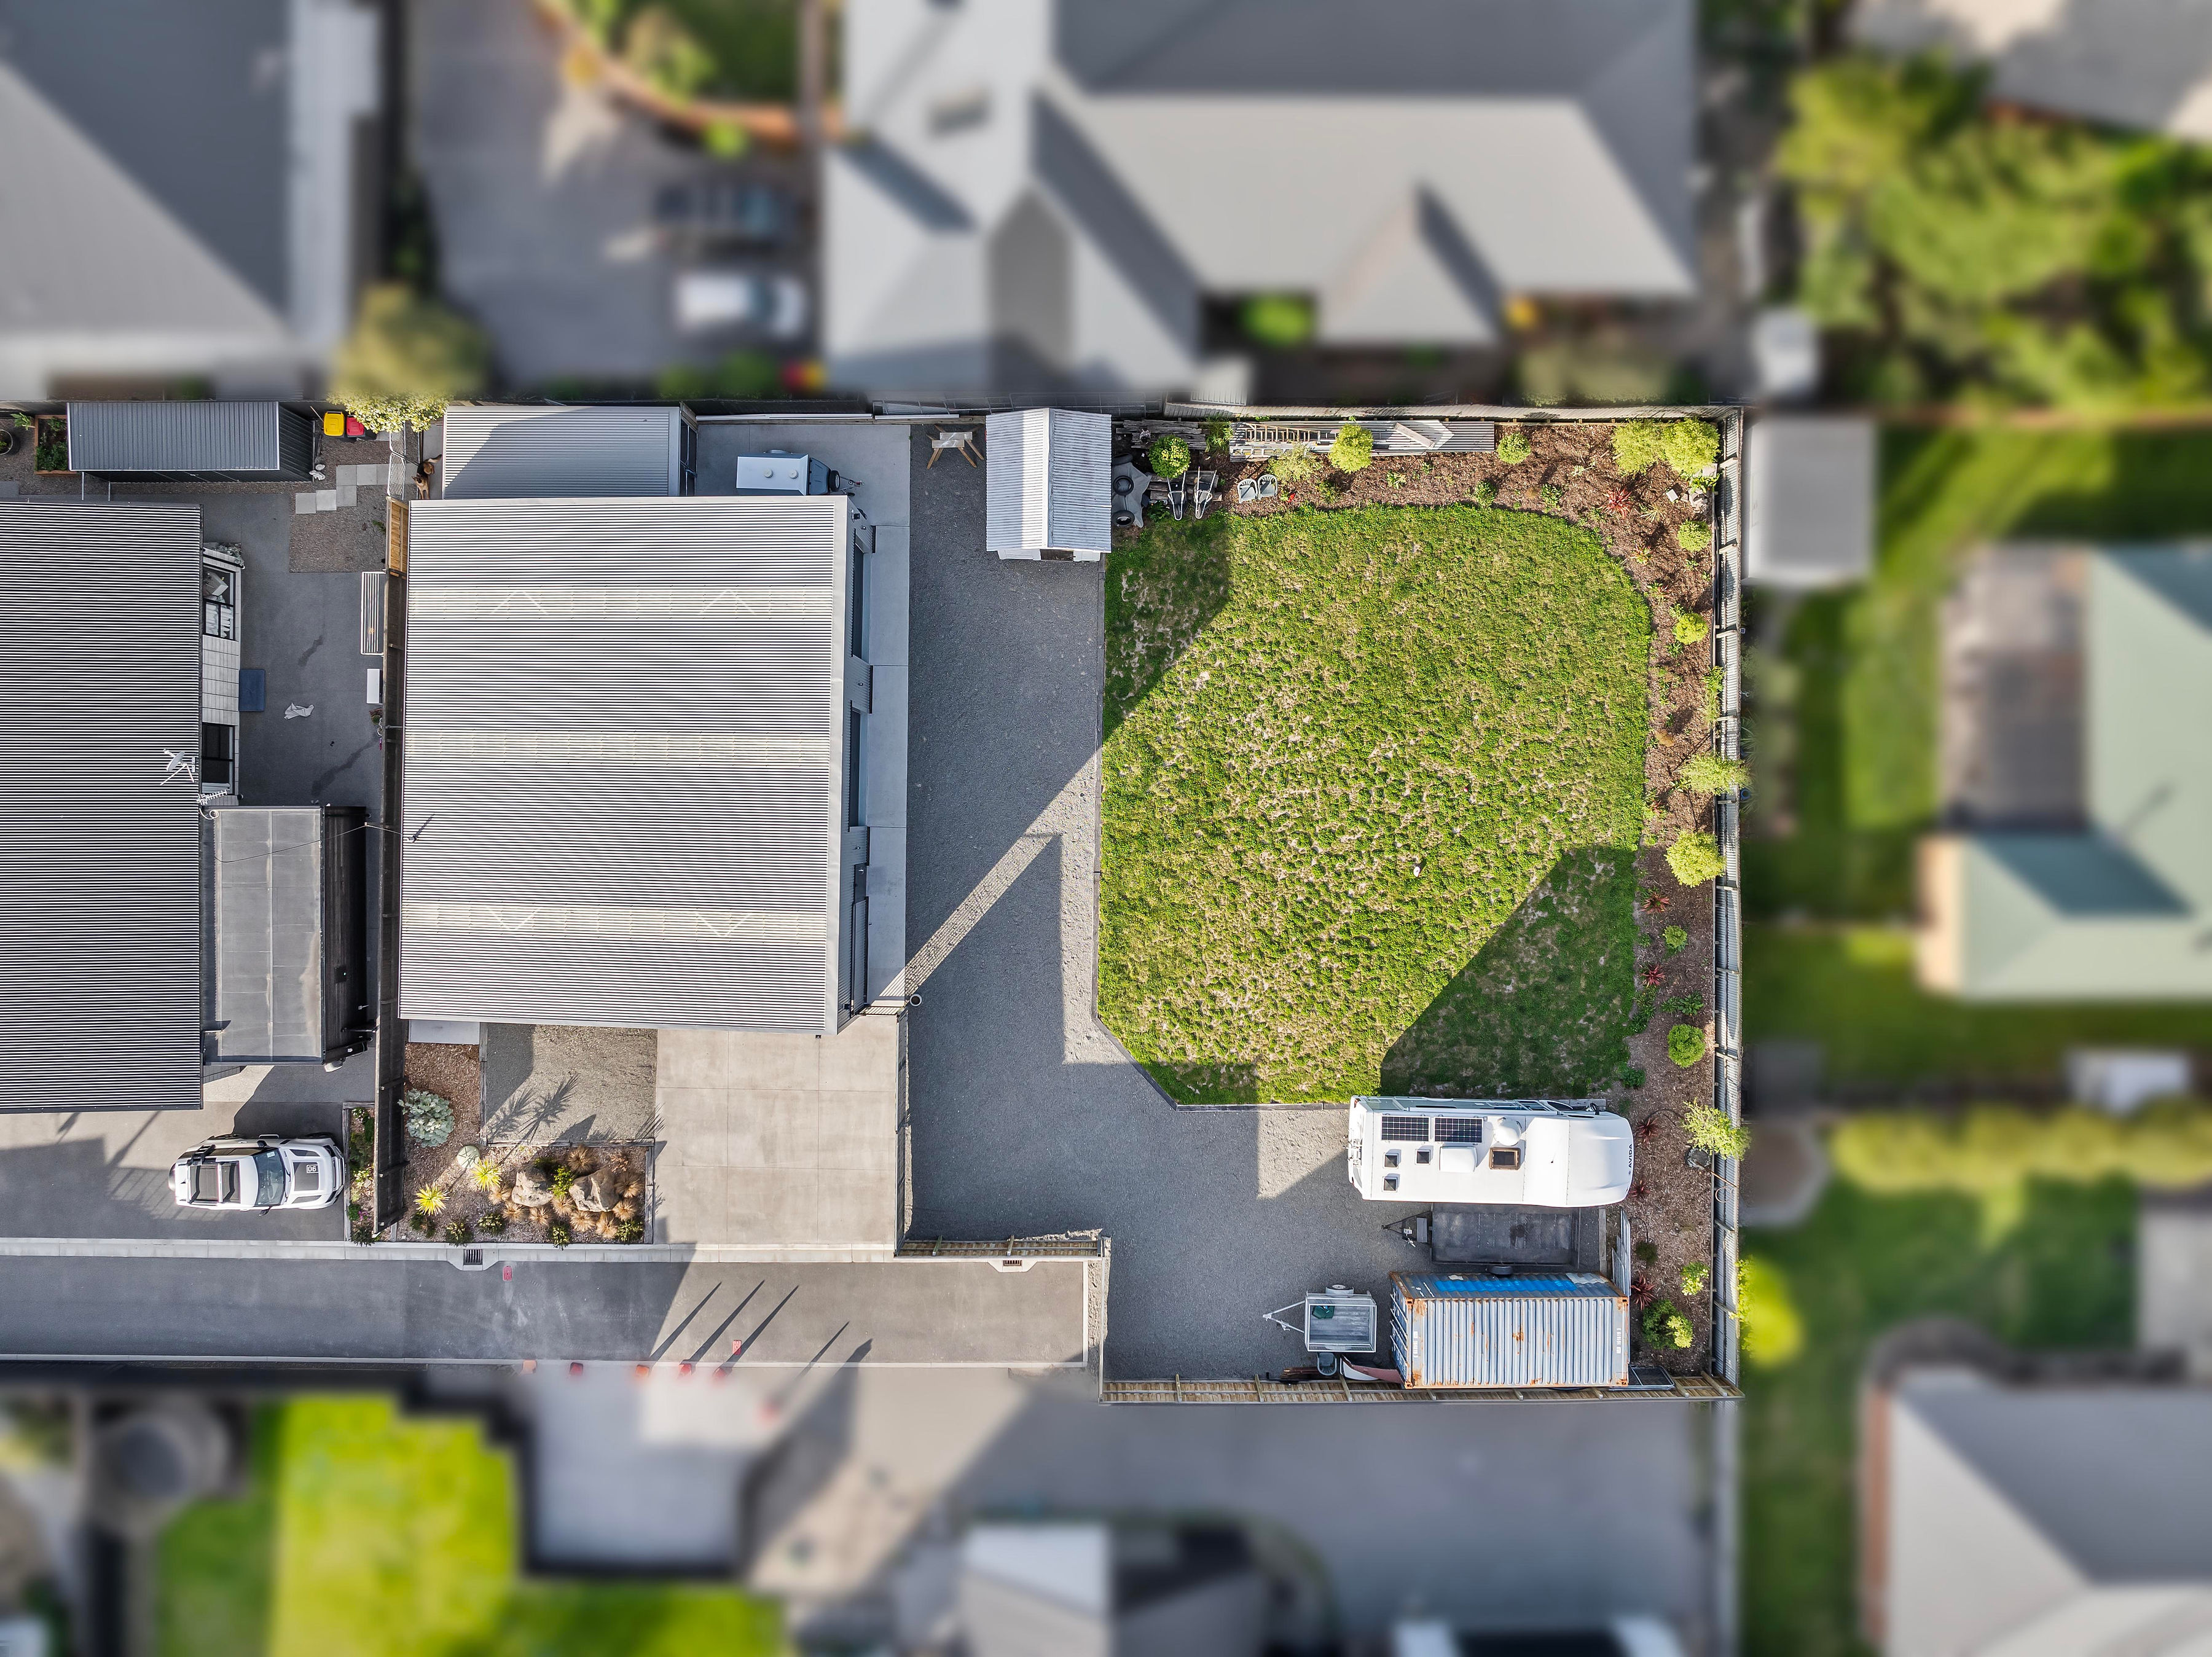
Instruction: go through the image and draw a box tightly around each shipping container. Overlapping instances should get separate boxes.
[1391,1271,1629,1389]
[68,401,313,481]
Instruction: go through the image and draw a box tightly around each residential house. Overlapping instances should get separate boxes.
[825,0,1697,399]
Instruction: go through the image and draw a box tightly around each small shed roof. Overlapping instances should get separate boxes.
[1746,415,1875,589]
[441,404,691,499]
[0,503,205,1113]
[67,400,311,478]
[986,409,1111,557]
[399,496,853,1033]
[209,807,337,1064]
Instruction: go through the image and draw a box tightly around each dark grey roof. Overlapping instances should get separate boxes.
[399,497,854,1033]
[68,401,312,479]
[0,0,289,313]
[209,807,348,1064]
[441,405,691,499]
[0,503,205,1113]
[1746,416,1876,589]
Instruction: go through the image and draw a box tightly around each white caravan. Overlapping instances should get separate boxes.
[1347,1097,1634,1207]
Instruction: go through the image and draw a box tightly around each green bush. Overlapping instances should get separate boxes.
[1668,1023,1709,1067]
[1634,1238,1658,1264]
[1681,1261,1709,1295]
[1673,609,1706,646]
[1660,992,1705,1020]
[656,350,780,400]
[1663,923,1688,952]
[34,419,68,472]
[1622,1065,1646,1090]
[353,1219,378,1245]
[1642,1298,1693,1350]
[1612,420,1666,474]
[616,1219,646,1244]
[1241,294,1314,348]
[1666,828,1725,886]
[333,283,489,433]
[1494,429,1532,465]
[442,1218,473,1246]
[477,1210,507,1236]
[547,1221,572,1248]
[1540,483,1563,510]
[1827,1100,2212,1196]
[1472,479,1498,507]
[1661,419,1720,476]
[407,1209,431,1235]
[549,1166,577,1201]
[1148,434,1192,479]
[1681,751,1750,796]
[1327,421,1374,473]
[1203,417,1233,454]
[401,1089,455,1149]
[1677,519,1713,552]
[1268,447,1320,483]
[1684,1099,1751,1158]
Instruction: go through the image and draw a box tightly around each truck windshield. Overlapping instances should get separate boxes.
[254,1150,286,1207]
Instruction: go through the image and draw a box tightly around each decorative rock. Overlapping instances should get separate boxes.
[573,1173,616,1214]
[510,1165,555,1207]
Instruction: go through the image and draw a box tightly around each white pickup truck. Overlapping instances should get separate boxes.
[1347,1097,1634,1207]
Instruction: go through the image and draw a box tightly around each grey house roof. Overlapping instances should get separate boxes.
[1873,1370,2212,1657]
[440,404,693,499]
[986,409,1110,556]
[0,503,205,1113]
[1746,415,1875,589]
[68,400,313,481]
[826,0,1696,397]
[399,497,855,1033]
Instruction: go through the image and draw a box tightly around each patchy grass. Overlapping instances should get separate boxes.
[1741,1169,2135,1657]
[1746,923,2212,1087]
[1100,505,1649,1102]
[157,1396,779,1657]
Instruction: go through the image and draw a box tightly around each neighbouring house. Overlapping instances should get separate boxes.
[1860,1334,2212,1656]
[955,1522,1268,1657]
[1918,544,2212,999]
[1744,415,1875,590]
[825,0,1697,399]
[398,495,881,1034]
[1852,0,2212,142]
[0,0,381,399]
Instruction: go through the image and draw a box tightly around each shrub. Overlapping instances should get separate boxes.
[655,350,779,401]
[1739,1255,1804,1368]
[470,1160,503,1194]
[352,1220,378,1245]
[443,1218,473,1246]
[549,1166,577,1200]
[1494,429,1532,464]
[1634,1239,1658,1264]
[34,418,68,471]
[1268,447,1320,484]
[1660,419,1720,476]
[1663,923,1688,952]
[1472,479,1498,507]
[1621,1065,1645,1090]
[1540,483,1563,510]
[1676,519,1713,553]
[407,1210,431,1235]
[401,1088,455,1148]
[1702,665,1724,723]
[1612,420,1666,474]
[1681,1261,1709,1295]
[1642,1298,1693,1351]
[332,283,489,433]
[1660,992,1704,1019]
[1241,293,1314,348]
[1203,417,1232,454]
[1148,434,1191,479]
[1666,828,1725,886]
[477,1210,508,1236]
[1684,1099,1751,1158]
[615,1219,646,1244]
[1680,751,1749,796]
[547,1221,572,1248]
[1668,1024,1708,1068]
[414,1185,447,1216]
[1327,421,1374,473]
[1673,609,1707,647]
[1827,1101,2212,1196]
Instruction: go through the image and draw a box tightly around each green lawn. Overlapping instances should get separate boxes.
[1099,505,1649,1103]
[1747,923,2212,1086]
[1746,426,2212,920]
[1741,1171,2136,1657]
[157,1397,780,1657]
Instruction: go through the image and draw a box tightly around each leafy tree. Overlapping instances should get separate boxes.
[1148,434,1192,478]
[1241,294,1314,348]
[334,284,490,433]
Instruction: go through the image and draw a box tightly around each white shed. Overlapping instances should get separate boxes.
[985,409,1110,562]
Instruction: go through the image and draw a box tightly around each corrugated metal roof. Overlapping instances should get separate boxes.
[67,401,309,477]
[0,503,205,1113]
[399,496,851,1032]
[441,404,688,499]
[986,408,1110,555]
[210,807,327,1062]
[1391,1271,1628,1389]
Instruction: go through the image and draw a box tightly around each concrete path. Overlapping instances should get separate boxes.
[0,1253,1091,1367]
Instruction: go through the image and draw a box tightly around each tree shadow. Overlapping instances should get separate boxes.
[1102,511,1235,741]
[1381,845,1639,1097]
